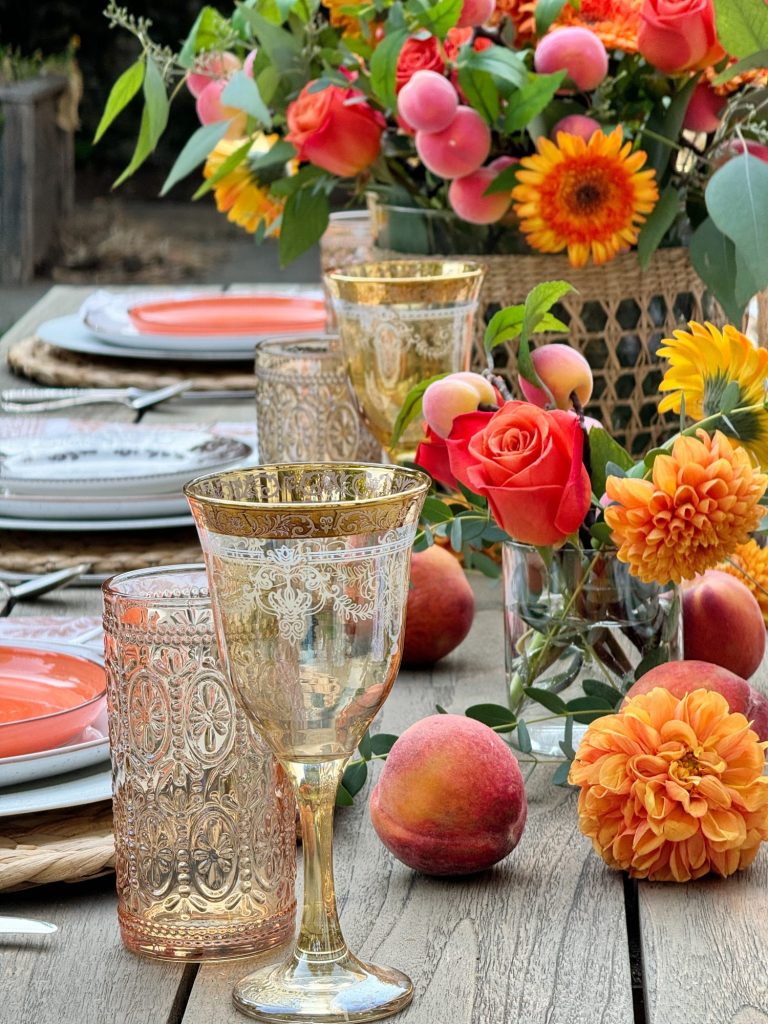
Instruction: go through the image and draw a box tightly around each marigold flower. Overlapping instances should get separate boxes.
[657,321,768,468]
[719,539,768,626]
[605,430,767,585]
[511,127,658,267]
[569,687,768,882]
[203,135,285,236]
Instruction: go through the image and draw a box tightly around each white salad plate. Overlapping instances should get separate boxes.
[0,491,190,521]
[0,762,112,817]
[0,512,195,532]
[0,427,252,497]
[0,707,109,789]
[36,315,255,363]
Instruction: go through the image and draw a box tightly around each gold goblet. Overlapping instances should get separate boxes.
[185,463,429,1024]
[325,259,485,462]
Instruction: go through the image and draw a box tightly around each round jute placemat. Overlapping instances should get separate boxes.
[0,802,114,891]
[0,526,201,576]
[7,336,256,391]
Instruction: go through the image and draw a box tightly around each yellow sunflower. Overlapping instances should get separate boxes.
[203,134,285,236]
[511,127,658,267]
[657,321,768,468]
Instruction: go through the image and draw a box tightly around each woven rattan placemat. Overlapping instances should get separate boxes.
[0,526,201,576]
[7,336,256,391]
[0,801,114,891]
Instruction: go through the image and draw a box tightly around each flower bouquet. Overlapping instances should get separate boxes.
[99,0,768,322]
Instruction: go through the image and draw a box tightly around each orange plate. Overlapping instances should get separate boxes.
[127,295,327,336]
[0,645,107,758]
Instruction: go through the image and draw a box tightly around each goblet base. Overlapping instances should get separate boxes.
[233,947,413,1023]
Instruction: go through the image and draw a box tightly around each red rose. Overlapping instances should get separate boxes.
[444,403,591,546]
[415,419,491,491]
[396,36,445,92]
[637,0,724,74]
[286,82,385,177]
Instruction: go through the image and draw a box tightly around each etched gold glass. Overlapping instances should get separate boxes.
[254,336,381,463]
[185,464,429,1023]
[102,565,297,961]
[325,260,484,461]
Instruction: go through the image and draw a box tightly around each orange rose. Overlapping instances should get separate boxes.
[286,82,385,178]
[637,0,724,74]
[444,402,591,546]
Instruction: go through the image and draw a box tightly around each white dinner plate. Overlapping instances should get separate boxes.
[0,707,109,788]
[0,762,112,817]
[36,315,255,363]
[0,512,194,532]
[0,428,252,497]
[0,491,189,521]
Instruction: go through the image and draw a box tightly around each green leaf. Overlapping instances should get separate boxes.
[246,11,303,68]
[637,186,680,269]
[689,216,745,324]
[720,379,742,415]
[484,304,567,353]
[221,71,272,126]
[552,760,572,786]
[713,0,768,57]
[465,703,517,733]
[279,188,330,267]
[712,49,768,85]
[370,733,398,755]
[634,646,667,680]
[590,520,613,546]
[422,496,455,524]
[435,704,449,714]
[588,427,634,499]
[336,784,355,806]
[358,730,372,761]
[93,59,144,144]
[392,373,448,446]
[503,72,565,135]
[516,281,574,392]
[642,74,699,183]
[457,65,499,124]
[450,517,463,552]
[178,7,232,68]
[142,57,170,152]
[468,551,502,577]
[408,0,463,38]
[582,677,623,708]
[566,695,613,724]
[112,103,154,188]
[341,760,368,797]
[484,162,520,195]
[161,121,232,196]
[535,0,570,34]
[192,138,253,199]
[560,714,575,759]
[458,45,527,94]
[516,719,532,753]
[524,686,567,715]
[370,28,410,109]
[706,154,768,301]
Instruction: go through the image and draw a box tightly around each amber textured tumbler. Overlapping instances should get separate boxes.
[102,564,296,961]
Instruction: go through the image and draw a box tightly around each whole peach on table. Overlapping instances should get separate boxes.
[625,660,768,742]
[369,715,527,875]
[415,106,491,179]
[534,27,609,91]
[448,157,516,224]
[551,114,601,143]
[397,70,458,134]
[422,371,496,439]
[518,343,593,411]
[682,569,766,680]
[402,544,475,667]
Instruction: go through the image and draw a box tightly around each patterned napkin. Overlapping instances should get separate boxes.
[0,615,102,648]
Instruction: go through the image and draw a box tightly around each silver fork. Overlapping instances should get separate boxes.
[0,380,193,413]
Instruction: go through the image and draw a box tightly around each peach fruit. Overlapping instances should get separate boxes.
[402,544,476,666]
[625,660,768,742]
[448,158,515,224]
[195,78,240,124]
[422,371,497,438]
[518,343,594,411]
[369,714,527,874]
[415,106,491,179]
[534,27,609,91]
[397,70,459,134]
[457,0,496,27]
[683,82,724,134]
[186,51,241,98]
[682,569,766,680]
[551,113,601,142]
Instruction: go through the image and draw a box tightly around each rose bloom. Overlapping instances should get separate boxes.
[637,0,724,74]
[286,82,385,177]
[396,36,445,91]
[421,401,591,546]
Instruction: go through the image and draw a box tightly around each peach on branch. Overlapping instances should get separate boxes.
[625,661,768,743]
[402,544,475,667]
[448,158,515,224]
[369,714,527,875]
[551,114,601,142]
[422,371,497,438]
[186,51,241,98]
[415,106,491,179]
[457,0,496,27]
[682,570,766,680]
[397,70,459,134]
[534,27,609,91]
[195,79,246,132]
[518,343,593,411]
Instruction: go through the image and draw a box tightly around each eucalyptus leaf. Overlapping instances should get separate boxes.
[465,703,517,732]
[706,154,768,300]
[468,551,502,577]
[560,714,576,759]
[161,121,232,195]
[516,719,532,753]
[94,60,144,144]
[221,71,272,126]
[142,57,169,150]
[689,216,745,324]
[566,695,612,724]
[422,496,455,524]
[552,760,573,787]
[523,686,567,715]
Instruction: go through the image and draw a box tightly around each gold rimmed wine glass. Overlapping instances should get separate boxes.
[185,463,429,1024]
[325,259,485,462]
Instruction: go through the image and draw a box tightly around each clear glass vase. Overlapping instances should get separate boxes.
[503,543,682,758]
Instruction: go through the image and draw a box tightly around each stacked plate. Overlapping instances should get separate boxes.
[0,422,253,532]
[34,288,327,363]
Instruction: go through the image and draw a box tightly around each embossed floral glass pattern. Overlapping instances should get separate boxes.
[254,336,381,464]
[102,565,296,962]
[325,260,484,461]
[185,464,429,1023]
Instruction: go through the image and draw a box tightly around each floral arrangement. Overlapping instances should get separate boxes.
[99,0,768,320]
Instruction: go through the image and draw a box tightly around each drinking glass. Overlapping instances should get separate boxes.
[185,464,429,1022]
[254,336,381,463]
[325,259,484,462]
[102,565,297,961]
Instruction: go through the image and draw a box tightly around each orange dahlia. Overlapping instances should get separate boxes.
[719,539,768,626]
[569,687,768,882]
[605,430,767,585]
[492,0,537,42]
[511,127,658,267]
[203,136,285,236]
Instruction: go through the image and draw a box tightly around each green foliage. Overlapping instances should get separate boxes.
[588,429,634,500]
[178,7,233,69]
[279,187,330,266]
[221,71,272,126]
[407,0,463,38]
[112,57,169,188]
[713,0,768,57]
[465,704,518,733]
[689,217,747,325]
[370,28,410,110]
[93,59,144,144]
[503,72,566,135]
[160,121,232,195]
[392,373,448,446]
[641,74,700,184]
[637,186,680,268]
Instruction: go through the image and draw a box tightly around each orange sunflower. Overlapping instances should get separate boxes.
[203,135,285,236]
[511,127,658,267]
[719,539,768,625]
[605,429,768,585]
[494,0,641,50]
[569,687,768,882]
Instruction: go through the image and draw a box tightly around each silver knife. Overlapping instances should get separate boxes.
[0,916,58,934]
[0,387,255,403]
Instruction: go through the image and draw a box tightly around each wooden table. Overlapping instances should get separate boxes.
[1,288,767,1024]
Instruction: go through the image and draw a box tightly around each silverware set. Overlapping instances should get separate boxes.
[0,384,256,412]
[0,563,92,616]
[0,916,58,935]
